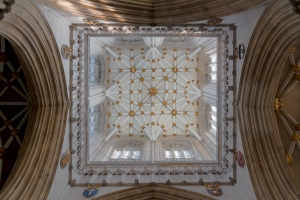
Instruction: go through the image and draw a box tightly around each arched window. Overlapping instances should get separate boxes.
[110,142,143,161]
[211,105,217,113]
[89,105,100,135]
[206,52,217,82]
[89,55,102,84]
[163,142,195,161]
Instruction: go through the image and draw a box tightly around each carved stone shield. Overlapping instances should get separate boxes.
[83,185,99,198]
[235,150,245,168]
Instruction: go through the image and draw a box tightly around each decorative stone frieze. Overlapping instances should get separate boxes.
[274,98,283,111]
[69,23,236,187]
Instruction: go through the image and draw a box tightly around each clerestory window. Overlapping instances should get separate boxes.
[164,148,193,160]
[211,124,217,131]
[211,105,217,113]
[211,115,217,121]
[110,146,141,160]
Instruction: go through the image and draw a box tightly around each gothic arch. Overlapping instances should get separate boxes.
[35,0,267,24]
[238,1,300,199]
[92,185,216,200]
[0,0,68,199]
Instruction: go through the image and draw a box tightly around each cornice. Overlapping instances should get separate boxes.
[69,24,237,187]
[238,1,300,199]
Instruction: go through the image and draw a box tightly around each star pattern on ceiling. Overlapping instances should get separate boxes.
[105,47,202,141]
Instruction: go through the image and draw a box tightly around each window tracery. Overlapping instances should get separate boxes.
[89,54,105,85]
[110,143,143,161]
[69,24,236,186]
[205,105,217,144]
[163,142,195,161]
[89,105,101,135]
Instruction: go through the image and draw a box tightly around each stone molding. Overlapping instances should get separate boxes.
[92,185,216,200]
[0,0,68,199]
[238,1,300,199]
[35,0,267,24]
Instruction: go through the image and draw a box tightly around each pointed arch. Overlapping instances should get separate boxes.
[93,185,216,200]
[238,0,300,199]
[0,0,68,199]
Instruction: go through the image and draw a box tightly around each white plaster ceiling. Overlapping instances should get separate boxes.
[104,37,215,141]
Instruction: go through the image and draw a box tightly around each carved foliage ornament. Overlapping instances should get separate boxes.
[286,154,293,165]
[83,19,99,26]
[61,44,74,60]
[207,18,222,26]
[274,98,283,111]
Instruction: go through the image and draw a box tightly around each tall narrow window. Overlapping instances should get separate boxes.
[210,64,217,72]
[174,150,181,158]
[183,150,192,158]
[211,124,217,131]
[165,150,172,158]
[90,76,96,82]
[90,116,95,123]
[211,105,217,112]
[111,150,122,159]
[90,126,95,133]
[132,151,140,159]
[122,150,131,158]
[210,54,217,63]
[110,145,142,160]
[211,74,217,81]
[211,115,217,121]
[90,107,95,113]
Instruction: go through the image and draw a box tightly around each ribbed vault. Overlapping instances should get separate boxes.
[238,0,300,199]
[0,0,68,199]
[35,0,268,24]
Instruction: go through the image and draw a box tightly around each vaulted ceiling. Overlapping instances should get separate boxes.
[36,0,268,24]
[106,46,202,140]
[276,40,300,189]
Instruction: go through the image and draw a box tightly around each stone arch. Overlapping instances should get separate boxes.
[92,185,216,200]
[238,1,300,199]
[0,0,68,199]
[35,0,267,24]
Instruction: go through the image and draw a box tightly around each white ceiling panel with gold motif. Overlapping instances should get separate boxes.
[105,46,202,141]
